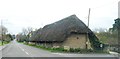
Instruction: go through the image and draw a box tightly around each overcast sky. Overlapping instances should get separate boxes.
[0,0,120,34]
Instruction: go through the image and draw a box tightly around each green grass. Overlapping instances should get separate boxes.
[0,41,10,46]
[20,42,109,54]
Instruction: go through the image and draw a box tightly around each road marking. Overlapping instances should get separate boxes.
[18,46,22,49]
[18,46,25,52]
[19,47,25,52]
[21,48,24,50]
[25,52,29,55]
[18,46,30,55]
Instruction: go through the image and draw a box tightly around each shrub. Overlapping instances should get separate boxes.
[52,47,64,52]
[69,48,75,52]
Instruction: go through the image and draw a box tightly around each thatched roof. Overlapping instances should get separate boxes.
[30,15,105,50]
[30,14,91,42]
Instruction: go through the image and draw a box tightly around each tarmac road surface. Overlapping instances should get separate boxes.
[0,40,119,59]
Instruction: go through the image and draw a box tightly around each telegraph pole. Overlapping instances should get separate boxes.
[86,8,91,49]
[88,8,91,27]
[1,20,3,45]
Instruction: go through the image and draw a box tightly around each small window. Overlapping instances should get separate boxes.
[77,37,79,39]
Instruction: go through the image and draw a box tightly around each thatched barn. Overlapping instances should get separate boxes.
[30,15,103,50]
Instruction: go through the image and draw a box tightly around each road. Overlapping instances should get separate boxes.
[1,40,62,57]
[0,40,119,59]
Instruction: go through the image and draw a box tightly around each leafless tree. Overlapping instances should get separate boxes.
[22,27,33,35]
[0,25,8,35]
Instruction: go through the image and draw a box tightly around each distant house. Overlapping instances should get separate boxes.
[30,15,102,50]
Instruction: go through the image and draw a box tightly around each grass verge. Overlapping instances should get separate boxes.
[0,41,10,46]
[18,41,109,54]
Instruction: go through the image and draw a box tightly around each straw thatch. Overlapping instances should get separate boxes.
[30,15,91,42]
[30,14,104,50]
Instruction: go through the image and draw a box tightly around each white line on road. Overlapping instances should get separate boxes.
[18,46,30,55]
[25,52,29,55]
[21,48,24,51]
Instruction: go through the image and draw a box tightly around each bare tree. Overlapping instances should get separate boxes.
[27,27,33,33]
[93,28,108,33]
[22,27,33,35]
[0,25,8,35]
[20,27,34,42]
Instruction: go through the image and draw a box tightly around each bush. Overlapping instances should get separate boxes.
[69,48,95,53]
[22,42,108,53]
[0,41,10,46]
[69,48,75,52]
[52,47,64,52]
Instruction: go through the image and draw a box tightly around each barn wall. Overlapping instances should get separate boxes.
[62,34,91,49]
[31,34,92,49]
[37,43,53,48]
[52,42,62,48]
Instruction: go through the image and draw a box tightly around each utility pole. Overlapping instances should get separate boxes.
[1,20,3,45]
[88,8,91,27]
[86,8,91,49]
